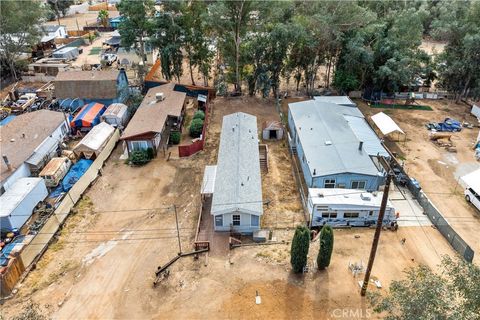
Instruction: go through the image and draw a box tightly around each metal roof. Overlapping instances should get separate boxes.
[211,112,263,216]
[201,165,217,195]
[73,122,115,153]
[289,100,385,177]
[343,115,390,157]
[313,96,356,107]
[371,112,405,136]
[0,178,45,217]
[25,136,60,167]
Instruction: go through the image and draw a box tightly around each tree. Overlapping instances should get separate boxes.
[47,0,74,24]
[317,225,334,270]
[290,225,310,273]
[0,0,46,80]
[189,118,204,138]
[98,9,109,28]
[117,0,155,64]
[369,255,480,320]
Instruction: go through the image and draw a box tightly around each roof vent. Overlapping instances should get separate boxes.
[325,140,332,145]
[359,141,364,150]
[360,193,371,201]
[317,193,324,198]
[155,92,165,102]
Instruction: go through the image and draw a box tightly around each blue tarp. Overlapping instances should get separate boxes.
[435,118,462,132]
[0,236,25,266]
[49,159,93,198]
[0,115,16,126]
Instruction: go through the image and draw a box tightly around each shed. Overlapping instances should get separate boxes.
[73,122,115,159]
[201,165,217,196]
[0,178,48,231]
[101,103,129,128]
[471,104,480,120]
[52,47,79,60]
[70,102,106,131]
[307,188,396,227]
[262,120,283,140]
[211,112,263,234]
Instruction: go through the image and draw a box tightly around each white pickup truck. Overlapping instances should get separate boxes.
[465,187,480,212]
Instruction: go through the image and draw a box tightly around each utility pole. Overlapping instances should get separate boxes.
[360,172,393,296]
[173,205,182,254]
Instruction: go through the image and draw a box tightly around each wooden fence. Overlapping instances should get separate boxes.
[88,3,117,11]
[0,253,25,297]
[178,103,209,157]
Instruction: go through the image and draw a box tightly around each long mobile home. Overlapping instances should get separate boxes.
[308,188,396,227]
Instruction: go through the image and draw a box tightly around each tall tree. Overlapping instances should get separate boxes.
[290,225,310,273]
[208,0,261,93]
[0,0,45,80]
[317,225,334,270]
[117,0,155,64]
[369,256,480,319]
[47,0,74,24]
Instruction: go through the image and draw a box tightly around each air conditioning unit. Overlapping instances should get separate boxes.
[156,92,165,101]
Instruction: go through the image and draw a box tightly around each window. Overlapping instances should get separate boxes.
[321,212,337,218]
[130,141,148,151]
[351,181,366,189]
[324,179,336,188]
[369,211,374,217]
[344,212,359,218]
[251,215,259,227]
[337,183,346,189]
[232,215,241,226]
[215,215,223,227]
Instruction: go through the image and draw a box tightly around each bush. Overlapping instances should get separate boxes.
[189,118,204,138]
[129,150,151,165]
[193,110,205,121]
[170,131,181,145]
[317,225,334,270]
[290,225,310,273]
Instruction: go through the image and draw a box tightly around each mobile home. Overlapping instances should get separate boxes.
[307,188,396,227]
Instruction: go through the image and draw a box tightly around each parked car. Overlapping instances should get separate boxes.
[465,187,480,212]
[101,53,118,66]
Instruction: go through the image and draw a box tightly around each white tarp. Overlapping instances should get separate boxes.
[471,105,480,120]
[371,112,405,136]
[461,168,480,193]
[201,165,217,195]
[73,122,115,159]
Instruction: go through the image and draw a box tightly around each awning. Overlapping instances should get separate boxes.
[201,165,217,195]
[197,94,207,103]
[25,136,59,167]
[371,112,405,136]
[461,168,480,193]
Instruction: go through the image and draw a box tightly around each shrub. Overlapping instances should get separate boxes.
[189,118,204,138]
[290,225,310,273]
[193,110,205,121]
[129,150,150,165]
[170,131,181,145]
[317,225,334,270]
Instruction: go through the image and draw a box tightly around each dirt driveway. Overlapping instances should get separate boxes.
[357,99,480,263]
[2,97,458,319]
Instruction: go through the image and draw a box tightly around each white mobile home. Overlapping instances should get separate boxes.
[211,112,263,234]
[308,188,396,227]
[101,103,129,128]
[0,178,48,231]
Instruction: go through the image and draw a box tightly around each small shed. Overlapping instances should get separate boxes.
[262,120,283,140]
[101,103,129,128]
[73,122,115,159]
[0,178,48,231]
[70,102,106,131]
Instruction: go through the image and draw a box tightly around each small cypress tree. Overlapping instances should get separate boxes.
[189,118,204,137]
[290,225,310,273]
[317,225,334,270]
[193,110,205,121]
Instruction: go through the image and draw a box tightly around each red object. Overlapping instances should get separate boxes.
[178,104,209,157]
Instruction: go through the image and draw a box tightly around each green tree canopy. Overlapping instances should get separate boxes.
[290,225,310,273]
[317,225,334,270]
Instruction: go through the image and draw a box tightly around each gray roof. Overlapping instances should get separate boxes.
[211,112,263,216]
[313,96,356,107]
[289,100,386,177]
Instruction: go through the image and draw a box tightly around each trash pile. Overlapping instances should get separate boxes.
[426,118,462,132]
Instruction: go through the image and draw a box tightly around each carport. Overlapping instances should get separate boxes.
[371,112,406,142]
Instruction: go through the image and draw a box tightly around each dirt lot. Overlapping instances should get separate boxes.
[357,99,480,263]
[2,97,459,319]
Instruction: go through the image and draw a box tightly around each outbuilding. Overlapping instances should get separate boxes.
[70,102,107,132]
[307,188,396,227]
[0,178,48,231]
[262,120,284,140]
[73,122,115,159]
[101,103,129,128]
[52,47,79,61]
[211,112,263,234]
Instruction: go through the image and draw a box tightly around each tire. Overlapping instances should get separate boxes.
[465,195,471,202]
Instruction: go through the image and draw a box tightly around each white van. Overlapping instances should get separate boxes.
[465,187,480,212]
